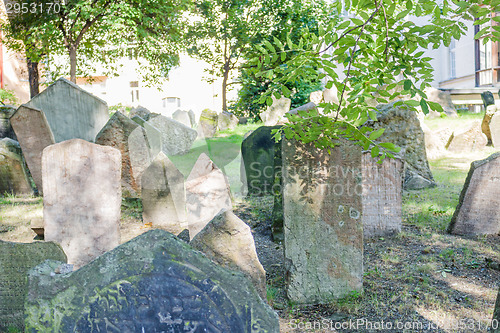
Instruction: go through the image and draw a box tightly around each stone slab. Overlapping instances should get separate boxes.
[25,77,109,143]
[283,138,363,304]
[0,138,33,195]
[185,153,232,239]
[259,96,291,126]
[489,113,500,148]
[0,106,16,140]
[446,120,487,152]
[217,111,238,131]
[494,288,500,333]
[10,105,55,194]
[141,152,187,234]
[42,139,121,268]
[362,153,403,238]
[25,229,279,332]
[147,115,197,155]
[448,152,500,235]
[0,240,66,332]
[197,109,218,138]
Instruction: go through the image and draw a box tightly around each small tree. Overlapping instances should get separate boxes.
[255,0,496,157]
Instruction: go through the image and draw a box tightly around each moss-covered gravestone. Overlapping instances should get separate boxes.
[0,138,33,195]
[0,106,16,140]
[0,240,66,332]
[197,109,218,138]
[25,229,279,332]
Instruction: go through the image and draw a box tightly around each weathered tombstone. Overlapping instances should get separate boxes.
[191,209,267,300]
[25,230,279,332]
[172,109,194,128]
[0,106,16,140]
[0,138,33,195]
[309,90,323,104]
[25,77,108,143]
[481,91,495,108]
[448,152,500,235]
[367,102,436,190]
[185,153,232,239]
[129,105,151,121]
[141,152,187,235]
[288,102,318,116]
[132,116,162,157]
[259,96,291,126]
[217,111,239,131]
[489,113,500,148]
[241,125,282,196]
[10,105,55,194]
[95,111,151,197]
[131,115,146,126]
[362,153,403,238]
[147,115,197,155]
[482,104,497,145]
[424,87,458,117]
[42,139,121,268]
[0,240,66,332]
[283,138,363,304]
[197,109,218,138]
[445,120,487,152]
[493,288,500,333]
[323,86,339,104]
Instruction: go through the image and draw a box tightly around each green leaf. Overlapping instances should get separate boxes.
[379,142,401,152]
[371,146,380,158]
[404,100,420,107]
[404,79,412,91]
[266,97,273,106]
[369,128,385,140]
[420,99,429,114]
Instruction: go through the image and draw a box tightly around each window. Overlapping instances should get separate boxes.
[449,39,456,79]
[475,13,500,86]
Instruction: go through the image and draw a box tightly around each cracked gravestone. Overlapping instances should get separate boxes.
[42,139,121,268]
[0,240,66,332]
[448,152,500,235]
[362,153,403,238]
[10,105,55,195]
[283,138,363,304]
[25,77,108,143]
[25,229,279,332]
[0,138,33,195]
[141,152,187,235]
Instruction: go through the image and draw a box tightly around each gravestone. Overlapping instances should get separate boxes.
[25,77,108,143]
[288,102,318,116]
[367,102,436,190]
[481,91,495,108]
[129,105,151,121]
[25,230,279,332]
[259,96,291,126]
[494,288,500,333]
[0,138,33,195]
[482,105,497,145]
[43,139,121,268]
[448,152,500,235]
[283,138,363,304]
[0,106,16,140]
[95,111,152,197]
[309,90,323,104]
[172,109,194,128]
[185,153,232,239]
[241,126,282,196]
[197,109,218,138]
[445,120,487,152]
[147,115,197,155]
[362,153,403,238]
[424,87,458,117]
[217,111,239,131]
[489,113,500,148]
[10,105,55,194]
[0,240,66,332]
[191,209,267,300]
[141,152,187,235]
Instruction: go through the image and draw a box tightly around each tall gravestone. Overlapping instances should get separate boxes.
[25,78,109,143]
[141,152,187,235]
[95,111,152,197]
[147,115,197,155]
[283,138,363,304]
[10,105,55,194]
[0,106,16,140]
[448,152,500,235]
[185,153,232,239]
[25,230,279,332]
[362,153,403,238]
[241,125,282,196]
[42,139,121,268]
[0,138,33,195]
[0,240,66,332]
[197,109,218,138]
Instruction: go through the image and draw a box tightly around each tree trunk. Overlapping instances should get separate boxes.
[222,66,229,112]
[69,45,77,83]
[26,58,39,98]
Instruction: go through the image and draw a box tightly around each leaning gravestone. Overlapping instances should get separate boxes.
[217,111,239,131]
[283,138,363,304]
[424,87,458,117]
[489,113,500,148]
[43,139,121,268]
[0,240,66,332]
[367,102,436,190]
[147,115,197,155]
[10,105,55,194]
[445,120,487,152]
[25,229,279,332]
[482,105,497,145]
[129,105,152,121]
[197,109,218,138]
[259,96,291,126]
[95,111,152,197]
[191,209,267,300]
[25,78,108,143]
[448,152,500,235]
[362,153,403,238]
[185,153,232,239]
[0,106,16,140]
[172,109,194,128]
[0,138,33,195]
[241,125,282,196]
[141,152,187,235]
